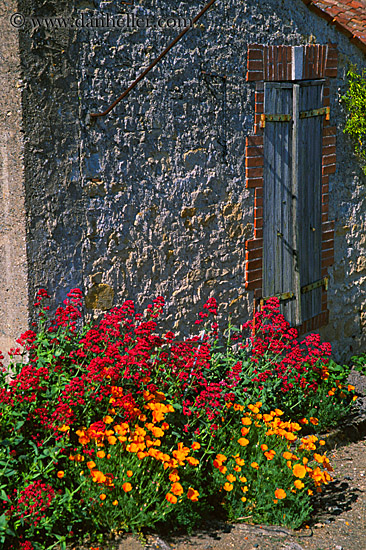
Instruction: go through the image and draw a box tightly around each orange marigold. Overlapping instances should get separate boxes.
[223,482,233,492]
[171,482,184,496]
[122,482,132,493]
[251,462,259,470]
[57,471,64,479]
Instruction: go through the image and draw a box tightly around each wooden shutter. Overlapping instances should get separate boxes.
[263,80,324,326]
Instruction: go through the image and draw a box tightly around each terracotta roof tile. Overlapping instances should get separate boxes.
[302,0,366,52]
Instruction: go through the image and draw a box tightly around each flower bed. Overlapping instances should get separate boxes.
[0,290,357,549]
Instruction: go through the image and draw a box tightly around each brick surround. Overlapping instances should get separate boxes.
[245,44,337,334]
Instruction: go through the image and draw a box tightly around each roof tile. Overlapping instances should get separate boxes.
[302,0,366,51]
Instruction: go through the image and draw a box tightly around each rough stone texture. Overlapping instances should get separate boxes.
[0,0,365,361]
[0,0,29,357]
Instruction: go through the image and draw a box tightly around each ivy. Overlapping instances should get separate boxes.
[341,65,366,176]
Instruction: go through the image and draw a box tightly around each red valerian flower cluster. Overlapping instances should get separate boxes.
[241,298,332,395]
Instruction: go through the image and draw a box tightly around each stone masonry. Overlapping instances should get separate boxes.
[0,0,365,362]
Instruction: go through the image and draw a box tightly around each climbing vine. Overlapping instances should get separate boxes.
[341,65,366,176]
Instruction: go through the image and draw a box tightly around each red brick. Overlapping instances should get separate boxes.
[322,220,335,231]
[254,195,263,208]
[322,193,329,204]
[246,248,262,261]
[322,240,334,251]
[248,60,264,71]
[255,91,264,103]
[246,145,264,157]
[322,203,329,214]
[245,238,263,251]
[245,278,263,290]
[255,101,264,114]
[325,67,338,78]
[246,135,264,146]
[322,229,334,241]
[322,183,329,194]
[255,186,263,198]
[246,166,264,178]
[246,177,263,189]
[323,153,337,165]
[254,207,263,218]
[322,145,336,156]
[322,256,334,268]
[322,248,334,260]
[254,227,263,239]
[247,258,263,271]
[322,164,336,175]
[323,126,337,137]
[247,71,264,82]
[322,213,329,223]
[247,156,264,167]
[254,217,263,229]
[322,174,330,185]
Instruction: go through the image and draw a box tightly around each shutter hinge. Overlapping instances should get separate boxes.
[260,107,330,128]
[262,291,295,302]
[260,113,292,128]
[301,276,329,294]
[299,106,330,120]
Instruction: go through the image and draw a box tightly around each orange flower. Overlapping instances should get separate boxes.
[238,438,249,447]
[236,457,245,466]
[215,454,227,463]
[299,418,309,425]
[348,384,355,392]
[251,462,259,470]
[283,451,292,460]
[58,424,70,432]
[293,464,306,479]
[108,435,117,445]
[99,493,106,501]
[165,492,177,504]
[226,474,236,483]
[112,500,119,506]
[241,417,252,426]
[319,440,326,446]
[261,444,268,451]
[122,482,132,493]
[57,471,65,479]
[239,476,247,483]
[294,480,304,489]
[126,470,133,477]
[309,417,319,426]
[223,482,233,492]
[186,456,199,466]
[274,488,286,500]
[103,415,114,424]
[191,442,201,451]
[171,482,184,496]
[274,409,284,416]
[91,470,107,484]
[187,487,199,501]
[97,450,105,458]
[87,461,96,470]
[241,427,250,436]
[264,450,276,460]
[263,414,273,422]
[169,469,180,482]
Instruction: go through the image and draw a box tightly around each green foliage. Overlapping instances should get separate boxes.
[341,65,366,175]
[351,351,366,375]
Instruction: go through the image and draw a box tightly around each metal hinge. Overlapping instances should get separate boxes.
[299,106,330,120]
[262,291,295,302]
[260,107,330,128]
[260,113,292,128]
[301,276,329,294]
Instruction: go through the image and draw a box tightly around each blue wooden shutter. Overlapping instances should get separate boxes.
[263,80,324,325]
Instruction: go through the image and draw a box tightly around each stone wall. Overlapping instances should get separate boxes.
[0,0,365,362]
[0,0,29,356]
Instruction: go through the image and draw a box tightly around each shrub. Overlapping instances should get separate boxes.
[0,290,356,548]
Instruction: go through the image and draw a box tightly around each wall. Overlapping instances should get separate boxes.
[1,0,365,361]
[0,0,29,356]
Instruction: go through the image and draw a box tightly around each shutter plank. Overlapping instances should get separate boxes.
[263,83,296,323]
[298,81,323,321]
